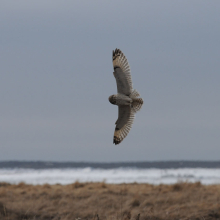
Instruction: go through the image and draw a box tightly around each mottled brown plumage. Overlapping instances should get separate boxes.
[109,48,143,145]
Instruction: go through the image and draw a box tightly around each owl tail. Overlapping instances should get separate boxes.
[130,89,143,112]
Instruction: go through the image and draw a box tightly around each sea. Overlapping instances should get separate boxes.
[1,161,220,185]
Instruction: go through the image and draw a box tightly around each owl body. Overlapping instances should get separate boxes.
[109,94,132,106]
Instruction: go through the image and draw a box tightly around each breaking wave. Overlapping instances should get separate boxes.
[0,167,220,185]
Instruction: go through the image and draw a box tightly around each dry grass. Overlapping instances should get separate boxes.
[0,181,220,220]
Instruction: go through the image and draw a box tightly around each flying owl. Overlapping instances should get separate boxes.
[109,48,143,145]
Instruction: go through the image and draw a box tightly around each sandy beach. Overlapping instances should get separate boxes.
[0,181,220,220]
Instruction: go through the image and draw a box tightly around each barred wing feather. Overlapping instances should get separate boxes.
[112,48,133,95]
[114,106,135,145]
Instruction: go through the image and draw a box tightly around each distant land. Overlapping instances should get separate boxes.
[0,161,220,169]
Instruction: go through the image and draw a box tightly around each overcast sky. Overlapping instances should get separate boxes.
[1,1,220,162]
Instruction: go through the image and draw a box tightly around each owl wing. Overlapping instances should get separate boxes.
[112,48,133,96]
[113,106,135,145]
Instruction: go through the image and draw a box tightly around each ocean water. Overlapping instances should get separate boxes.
[0,167,220,185]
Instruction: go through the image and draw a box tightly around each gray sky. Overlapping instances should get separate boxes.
[1,1,220,162]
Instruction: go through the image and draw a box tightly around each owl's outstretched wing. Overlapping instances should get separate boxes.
[112,48,133,96]
[114,106,135,145]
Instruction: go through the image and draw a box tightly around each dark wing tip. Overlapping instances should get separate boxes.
[113,48,122,55]
[112,50,115,57]
[112,48,122,62]
[113,136,121,145]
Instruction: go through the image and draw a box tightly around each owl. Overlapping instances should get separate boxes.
[109,48,143,145]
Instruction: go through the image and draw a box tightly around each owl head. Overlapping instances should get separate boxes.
[109,95,117,105]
